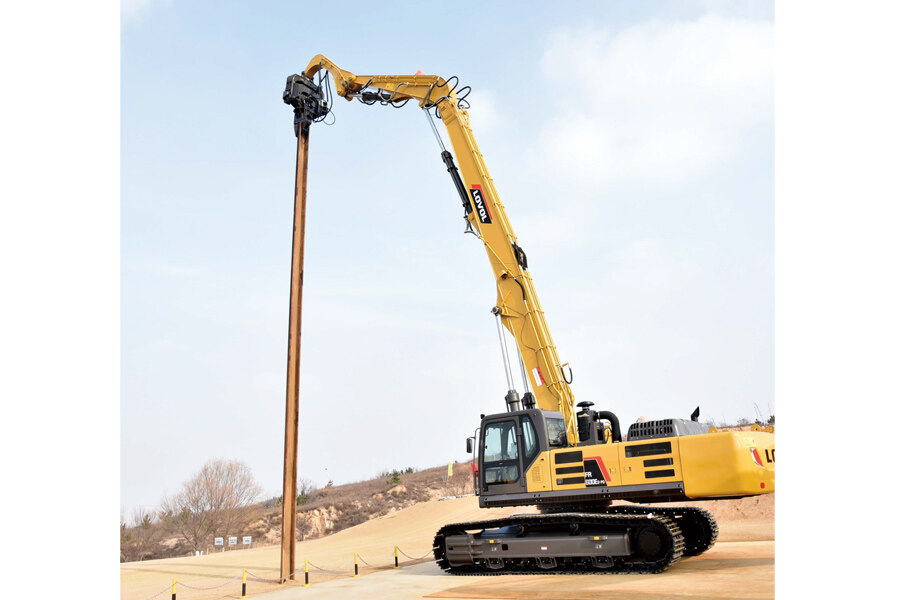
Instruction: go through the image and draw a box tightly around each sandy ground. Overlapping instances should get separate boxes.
[120,494,773,600]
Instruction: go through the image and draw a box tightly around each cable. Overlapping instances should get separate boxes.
[455,85,472,105]
[356,553,387,567]
[313,66,336,125]
[308,559,354,573]
[245,570,282,583]
[397,547,434,560]
[425,76,460,108]
[139,584,173,600]
[312,64,473,118]
[177,574,242,590]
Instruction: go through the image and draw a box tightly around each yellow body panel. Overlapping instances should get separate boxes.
[530,431,774,500]
[679,431,775,498]
[524,451,552,492]
[549,448,587,492]
[618,438,684,487]
[548,445,622,491]
[581,445,622,487]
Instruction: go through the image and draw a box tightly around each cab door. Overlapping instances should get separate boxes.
[480,418,524,495]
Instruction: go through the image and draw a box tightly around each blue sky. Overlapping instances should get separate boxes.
[121,0,774,514]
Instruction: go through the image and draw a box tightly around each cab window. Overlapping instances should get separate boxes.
[521,415,539,463]
[482,420,519,485]
[546,417,568,447]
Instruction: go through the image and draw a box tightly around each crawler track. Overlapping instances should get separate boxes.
[433,512,684,575]
[607,505,718,557]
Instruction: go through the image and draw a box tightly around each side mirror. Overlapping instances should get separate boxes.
[466,437,473,454]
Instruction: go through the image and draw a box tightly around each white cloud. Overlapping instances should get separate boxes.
[693,0,774,20]
[530,15,772,191]
[464,90,505,135]
[121,0,172,24]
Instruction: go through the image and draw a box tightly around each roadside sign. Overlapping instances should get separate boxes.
[214,537,223,546]
[228,536,237,546]
[243,536,252,545]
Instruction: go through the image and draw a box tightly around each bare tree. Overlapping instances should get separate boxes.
[121,507,161,562]
[297,478,317,505]
[160,458,262,552]
[120,509,131,562]
[752,402,764,425]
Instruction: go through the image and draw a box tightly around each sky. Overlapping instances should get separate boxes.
[121,0,774,516]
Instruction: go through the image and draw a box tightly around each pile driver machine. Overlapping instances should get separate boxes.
[282,55,774,575]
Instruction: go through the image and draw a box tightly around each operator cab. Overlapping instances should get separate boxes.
[467,405,623,501]
[467,409,570,497]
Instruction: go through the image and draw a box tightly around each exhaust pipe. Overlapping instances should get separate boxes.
[594,411,622,443]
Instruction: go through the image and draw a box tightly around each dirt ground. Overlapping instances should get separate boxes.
[120,494,774,600]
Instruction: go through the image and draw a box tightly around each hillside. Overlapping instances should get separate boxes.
[122,462,474,561]
[254,463,475,546]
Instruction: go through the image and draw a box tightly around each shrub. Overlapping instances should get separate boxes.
[297,478,317,505]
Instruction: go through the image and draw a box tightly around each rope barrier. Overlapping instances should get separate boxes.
[129,542,438,595]
[308,560,354,573]
[139,583,173,600]
[397,547,434,560]
[357,554,377,567]
[176,574,242,590]
[245,570,281,583]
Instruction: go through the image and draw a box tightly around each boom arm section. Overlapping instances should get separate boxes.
[298,55,578,443]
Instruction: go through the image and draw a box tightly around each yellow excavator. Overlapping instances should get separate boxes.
[283,55,774,574]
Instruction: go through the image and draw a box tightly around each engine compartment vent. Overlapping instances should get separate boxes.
[627,418,706,441]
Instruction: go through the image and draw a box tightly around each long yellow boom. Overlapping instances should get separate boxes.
[300,55,578,442]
